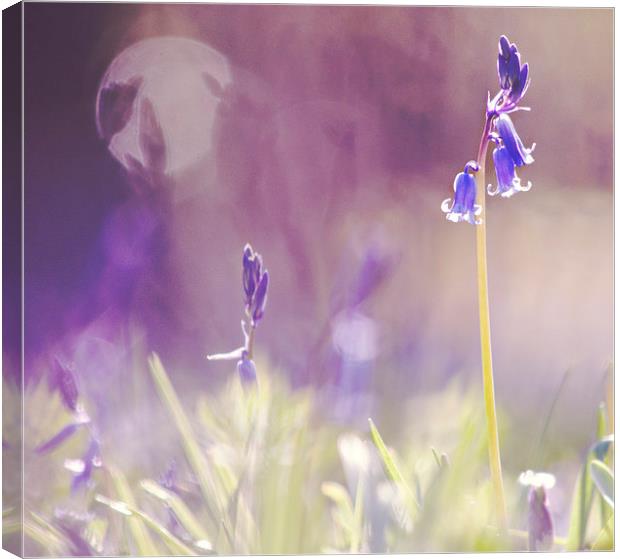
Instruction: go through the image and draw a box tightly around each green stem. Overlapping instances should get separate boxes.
[475,114,508,533]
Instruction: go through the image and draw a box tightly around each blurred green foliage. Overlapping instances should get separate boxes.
[2,355,613,555]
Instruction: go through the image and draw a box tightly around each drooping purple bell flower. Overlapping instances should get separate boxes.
[495,114,535,167]
[441,161,481,225]
[488,146,532,198]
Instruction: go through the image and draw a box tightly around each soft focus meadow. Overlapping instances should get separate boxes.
[2,4,614,556]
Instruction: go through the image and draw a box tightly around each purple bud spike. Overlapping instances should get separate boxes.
[508,62,530,105]
[493,35,531,114]
[242,244,256,303]
[52,357,79,412]
[499,35,511,59]
[252,270,269,322]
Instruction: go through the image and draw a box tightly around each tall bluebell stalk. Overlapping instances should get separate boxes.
[207,244,269,388]
[442,36,535,533]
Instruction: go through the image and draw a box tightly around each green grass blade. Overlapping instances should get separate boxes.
[591,513,614,551]
[148,353,227,538]
[96,494,197,555]
[349,475,365,553]
[531,368,571,465]
[107,465,160,556]
[590,460,614,508]
[141,478,212,547]
[596,402,607,441]
[132,510,198,555]
[321,482,354,516]
[431,447,442,469]
[2,519,21,536]
[565,465,593,551]
[23,519,66,556]
[368,418,419,511]
[596,403,612,525]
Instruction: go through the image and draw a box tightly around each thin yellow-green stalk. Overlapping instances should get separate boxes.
[475,115,508,533]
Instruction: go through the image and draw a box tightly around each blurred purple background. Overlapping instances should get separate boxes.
[18,4,612,446]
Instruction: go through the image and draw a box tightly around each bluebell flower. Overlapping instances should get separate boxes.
[527,486,554,551]
[488,146,532,198]
[237,353,258,387]
[495,114,535,167]
[441,161,481,224]
[68,436,102,494]
[519,470,555,551]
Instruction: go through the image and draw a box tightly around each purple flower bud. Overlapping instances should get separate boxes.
[488,146,532,198]
[495,114,535,167]
[498,42,521,92]
[252,270,269,322]
[243,244,257,304]
[498,35,511,60]
[493,36,531,114]
[52,357,79,412]
[242,243,265,312]
[441,161,481,225]
[528,486,554,551]
[70,437,102,494]
[159,460,178,491]
[509,62,530,105]
[237,357,257,386]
